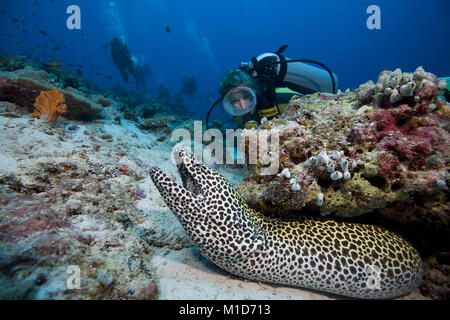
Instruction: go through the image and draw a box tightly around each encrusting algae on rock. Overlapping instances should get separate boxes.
[237,67,449,227]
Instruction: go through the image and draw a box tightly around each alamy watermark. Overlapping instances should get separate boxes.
[171,121,280,175]
[66,265,81,289]
[367,5,381,30]
[66,5,81,30]
[366,265,381,289]
[65,5,380,31]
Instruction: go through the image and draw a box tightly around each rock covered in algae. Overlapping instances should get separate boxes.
[236,67,449,230]
[0,66,103,121]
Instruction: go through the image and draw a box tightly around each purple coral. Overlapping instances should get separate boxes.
[135,189,147,200]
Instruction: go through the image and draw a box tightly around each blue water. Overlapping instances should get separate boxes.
[1,0,449,120]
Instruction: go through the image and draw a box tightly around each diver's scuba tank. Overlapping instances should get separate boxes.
[241,45,338,94]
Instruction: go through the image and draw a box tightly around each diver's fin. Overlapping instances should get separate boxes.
[275,45,288,55]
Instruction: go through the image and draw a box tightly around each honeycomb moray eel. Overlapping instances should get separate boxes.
[149,147,423,299]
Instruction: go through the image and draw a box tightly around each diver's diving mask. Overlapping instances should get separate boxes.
[222,86,257,116]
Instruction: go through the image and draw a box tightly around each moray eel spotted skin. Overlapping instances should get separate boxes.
[149,148,423,299]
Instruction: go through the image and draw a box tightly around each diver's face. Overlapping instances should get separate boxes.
[230,91,252,111]
[223,86,257,116]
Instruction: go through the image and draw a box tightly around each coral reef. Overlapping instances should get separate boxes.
[236,68,449,287]
[235,67,449,299]
[0,55,28,72]
[237,67,448,221]
[32,87,67,122]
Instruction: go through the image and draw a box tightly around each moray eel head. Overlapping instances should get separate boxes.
[149,147,205,213]
[149,147,246,228]
[149,147,264,258]
[149,147,218,202]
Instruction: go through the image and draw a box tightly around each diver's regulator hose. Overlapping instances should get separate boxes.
[205,97,223,130]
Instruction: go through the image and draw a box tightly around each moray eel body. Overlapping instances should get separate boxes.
[149,148,423,299]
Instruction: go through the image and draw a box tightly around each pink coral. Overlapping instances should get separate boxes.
[375,108,438,172]
[377,152,400,181]
[0,194,71,242]
[350,123,377,147]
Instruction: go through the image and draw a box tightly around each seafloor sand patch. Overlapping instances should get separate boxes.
[151,247,333,300]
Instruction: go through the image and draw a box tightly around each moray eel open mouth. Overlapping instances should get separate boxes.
[148,147,209,204]
[176,153,205,199]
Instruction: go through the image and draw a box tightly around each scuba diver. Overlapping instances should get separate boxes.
[176,74,198,99]
[108,38,152,93]
[109,37,135,83]
[130,54,152,93]
[207,45,339,129]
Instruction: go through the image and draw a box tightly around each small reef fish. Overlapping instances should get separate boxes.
[0,56,22,64]
[45,61,64,66]
[165,26,171,33]
[306,105,321,110]
[40,30,47,36]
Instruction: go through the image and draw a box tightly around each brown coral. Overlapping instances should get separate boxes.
[32,87,67,122]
